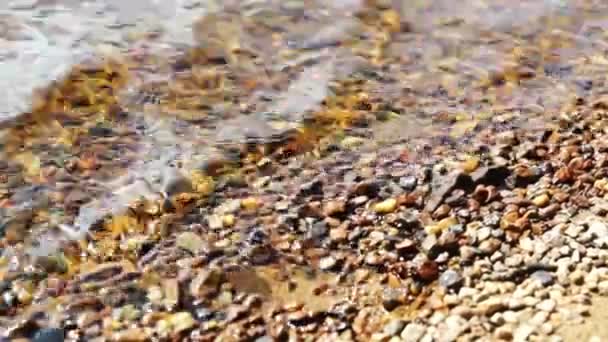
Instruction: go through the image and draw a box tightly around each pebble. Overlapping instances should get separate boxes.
[383,319,406,336]
[478,297,506,316]
[494,326,514,340]
[426,217,458,235]
[523,296,540,307]
[589,221,608,238]
[112,328,149,341]
[241,197,261,211]
[565,225,583,238]
[439,270,463,289]
[440,315,467,341]
[502,311,519,324]
[32,328,64,342]
[207,215,223,230]
[323,200,346,217]
[374,198,398,214]
[531,270,554,286]
[168,312,196,333]
[532,194,550,207]
[222,214,235,227]
[319,256,338,271]
[569,270,585,285]
[540,322,554,335]
[401,323,426,342]
[176,232,205,254]
[531,311,549,326]
[162,168,193,196]
[399,176,417,191]
[476,227,492,242]
[513,324,535,342]
[598,280,608,295]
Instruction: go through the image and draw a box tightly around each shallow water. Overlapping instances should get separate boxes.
[2,0,608,259]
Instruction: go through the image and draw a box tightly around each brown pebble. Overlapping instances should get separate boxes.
[323,200,346,217]
[554,167,572,183]
[417,260,439,281]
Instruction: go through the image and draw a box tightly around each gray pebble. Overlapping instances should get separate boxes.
[439,270,463,290]
[530,270,554,286]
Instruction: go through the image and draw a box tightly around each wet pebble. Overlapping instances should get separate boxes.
[32,328,64,342]
[401,323,426,342]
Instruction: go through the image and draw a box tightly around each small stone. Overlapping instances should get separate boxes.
[168,312,196,333]
[148,286,164,305]
[494,326,514,340]
[33,328,64,342]
[439,270,463,289]
[531,311,549,326]
[532,194,550,208]
[425,171,473,212]
[374,198,398,214]
[323,200,346,217]
[540,322,554,334]
[382,291,403,311]
[241,197,261,211]
[444,294,460,306]
[530,270,554,286]
[351,180,382,198]
[598,281,608,295]
[426,217,458,235]
[113,328,150,342]
[565,225,583,238]
[441,315,467,340]
[222,214,235,227]
[523,296,540,307]
[255,336,273,342]
[341,136,366,149]
[162,279,179,310]
[477,227,492,241]
[401,323,426,342]
[330,227,348,242]
[319,256,338,271]
[513,324,534,342]
[462,156,480,173]
[478,297,506,316]
[536,299,556,313]
[589,221,608,239]
[479,238,501,254]
[162,168,193,196]
[417,260,439,281]
[383,319,406,336]
[190,269,223,298]
[176,232,205,254]
[16,288,33,305]
[569,270,585,285]
[503,311,519,324]
[299,180,323,197]
[207,215,223,229]
[399,176,418,191]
